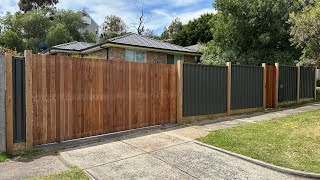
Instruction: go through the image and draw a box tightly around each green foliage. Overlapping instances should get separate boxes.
[0,30,24,52]
[172,13,215,46]
[210,0,304,65]
[289,1,320,66]
[200,41,226,65]
[82,31,96,43]
[160,17,183,40]
[18,0,59,12]
[101,15,127,39]
[0,8,91,53]
[46,23,71,47]
[0,152,12,163]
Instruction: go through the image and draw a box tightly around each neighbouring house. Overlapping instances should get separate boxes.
[185,44,201,53]
[47,33,202,64]
[80,9,99,44]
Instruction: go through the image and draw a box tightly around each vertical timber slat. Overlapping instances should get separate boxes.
[274,63,279,108]
[262,63,267,109]
[5,53,13,152]
[176,60,183,122]
[314,66,317,100]
[296,64,300,103]
[226,62,231,116]
[25,50,33,148]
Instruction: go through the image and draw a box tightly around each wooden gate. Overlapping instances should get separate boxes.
[265,65,276,108]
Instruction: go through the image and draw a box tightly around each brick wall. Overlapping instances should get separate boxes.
[146,51,167,63]
[184,55,196,63]
[108,47,125,61]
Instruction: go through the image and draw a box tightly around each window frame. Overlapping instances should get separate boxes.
[124,49,146,63]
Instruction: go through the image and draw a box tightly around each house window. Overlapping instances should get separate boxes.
[167,54,184,64]
[125,50,146,62]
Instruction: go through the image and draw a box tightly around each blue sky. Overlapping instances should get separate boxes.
[0,0,216,35]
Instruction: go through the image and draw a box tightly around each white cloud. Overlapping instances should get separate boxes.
[0,0,216,34]
[0,0,19,15]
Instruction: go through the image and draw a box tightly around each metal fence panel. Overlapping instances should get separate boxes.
[183,63,227,117]
[300,67,315,99]
[0,55,5,151]
[12,57,26,143]
[231,65,263,110]
[279,65,297,102]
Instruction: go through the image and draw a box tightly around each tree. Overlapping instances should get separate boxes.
[133,0,150,35]
[143,29,159,39]
[172,13,215,46]
[18,0,59,12]
[46,23,71,47]
[161,17,183,40]
[0,8,91,53]
[101,15,127,39]
[210,0,305,65]
[289,1,320,65]
[82,31,96,43]
[0,29,24,52]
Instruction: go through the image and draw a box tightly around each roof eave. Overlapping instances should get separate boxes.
[82,42,202,56]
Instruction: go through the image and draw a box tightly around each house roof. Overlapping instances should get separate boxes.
[185,44,200,52]
[52,41,96,51]
[100,33,197,53]
[49,33,202,56]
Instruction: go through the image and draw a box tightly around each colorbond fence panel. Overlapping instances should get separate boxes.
[278,65,297,102]
[300,66,315,99]
[29,55,177,146]
[231,65,263,110]
[183,63,227,117]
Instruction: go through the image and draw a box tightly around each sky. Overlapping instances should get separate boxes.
[0,0,216,35]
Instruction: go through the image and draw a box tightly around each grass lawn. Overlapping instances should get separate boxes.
[25,167,89,180]
[199,109,320,173]
[0,152,12,162]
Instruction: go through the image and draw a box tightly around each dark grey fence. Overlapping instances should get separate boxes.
[0,55,5,151]
[279,65,297,102]
[231,65,263,110]
[300,67,315,99]
[183,63,227,117]
[12,57,26,143]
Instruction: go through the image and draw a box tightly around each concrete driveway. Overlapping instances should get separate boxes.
[59,103,320,180]
[60,127,303,180]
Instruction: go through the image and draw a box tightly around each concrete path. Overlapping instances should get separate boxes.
[1,103,319,180]
[59,103,320,180]
[0,154,69,180]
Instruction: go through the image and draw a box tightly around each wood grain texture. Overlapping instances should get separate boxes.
[5,53,13,152]
[262,63,267,110]
[274,63,279,108]
[24,50,33,148]
[226,62,231,116]
[176,60,183,122]
[296,64,300,103]
[29,55,177,146]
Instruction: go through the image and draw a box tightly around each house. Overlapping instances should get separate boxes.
[80,9,99,44]
[47,33,202,64]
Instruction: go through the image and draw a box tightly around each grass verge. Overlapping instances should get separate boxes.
[24,166,90,180]
[199,109,320,173]
[0,152,12,162]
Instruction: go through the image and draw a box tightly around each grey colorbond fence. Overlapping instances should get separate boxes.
[183,63,227,117]
[231,65,263,110]
[0,55,5,152]
[300,67,315,99]
[278,65,297,102]
[12,57,26,143]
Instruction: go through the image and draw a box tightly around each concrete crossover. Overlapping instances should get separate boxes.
[1,102,320,179]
